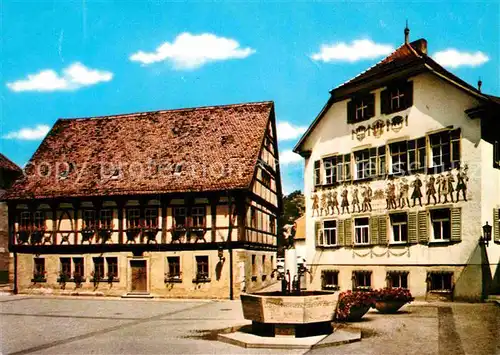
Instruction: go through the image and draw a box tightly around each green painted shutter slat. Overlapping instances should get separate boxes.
[370,216,379,245]
[450,207,462,242]
[494,209,500,243]
[408,212,418,244]
[338,220,345,246]
[344,219,353,246]
[418,211,428,244]
[378,215,387,245]
[315,221,322,246]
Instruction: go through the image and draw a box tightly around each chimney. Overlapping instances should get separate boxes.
[478,78,482,92]
[404,21,410,44]
[410,39,428,55]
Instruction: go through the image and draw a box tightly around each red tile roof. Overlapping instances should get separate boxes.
[0,153,21,173]
[5,101,275,200]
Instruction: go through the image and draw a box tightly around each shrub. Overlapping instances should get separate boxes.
[335,290,375,321]
[374,288,414,303]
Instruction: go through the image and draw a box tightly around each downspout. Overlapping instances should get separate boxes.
[229,247,234,300]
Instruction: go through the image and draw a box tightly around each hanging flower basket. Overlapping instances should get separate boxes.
[81,228,95,244]
[144,228,158,244]
[126,228,141,243]
[98,229,113,244]
[335,290,375,322]
[373,288,414,314]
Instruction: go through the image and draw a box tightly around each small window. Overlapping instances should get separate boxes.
[322,270,339,290]
[494,141,500,169]
[269,216,276,234]
[430,209,451,241]
[261,170,272,189]
[60,257,71,277]
[100,209,113,229]
[33,211,46,229]
[20,211,31,229]
[173,207,186,228]
[324,157,336,184]
[387,271,409,288]
[381,82,413,114]
[167,256,181,279]
[191,206,205,228]
[314,161,321,186]
[106,257,118,279]
[408,138,426,173]
[93,257,105,280]
[353,270,372,290]
[73,257,84,277]
[354,218,370,245]
[390,213,408,243]
[195,256,209,280]
[348,94,375,123]
[33,258,46,281]
[83,210,96,229]
[144,208,158,228]
[428,272,453,292]
[322,220,337,246]
[127,208,141,229]
[390,141,408,175]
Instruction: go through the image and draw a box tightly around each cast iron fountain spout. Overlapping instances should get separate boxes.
[270,268,290,295]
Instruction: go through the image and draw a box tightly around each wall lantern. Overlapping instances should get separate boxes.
[480,222,492,246]
[218,246,225,263]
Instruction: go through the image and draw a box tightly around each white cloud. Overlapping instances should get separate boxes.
[279,150,303,165]
[3,125,50,140]
[130,32,255,70]
[433,49,489,68]
[6,62,113,92]
[277,121,307,141]
[311,39,394,63]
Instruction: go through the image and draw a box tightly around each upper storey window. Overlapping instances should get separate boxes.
[381,81,413,114]
[347,94,375,123]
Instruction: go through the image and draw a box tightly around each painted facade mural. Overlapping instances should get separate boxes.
[311,166,469,217]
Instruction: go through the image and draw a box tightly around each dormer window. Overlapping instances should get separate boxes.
[347,94,375,123]
[381,81,413,114]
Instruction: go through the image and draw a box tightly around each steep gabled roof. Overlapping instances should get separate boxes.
[0,153,22,173]
[294,37,494,153]
[5,101,275,200]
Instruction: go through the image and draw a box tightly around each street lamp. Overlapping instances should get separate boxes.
[480,222,492,246]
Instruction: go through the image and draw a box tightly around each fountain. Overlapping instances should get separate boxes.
[218,260,362,349]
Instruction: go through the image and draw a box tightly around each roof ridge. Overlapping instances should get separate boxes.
[59,100,274,121]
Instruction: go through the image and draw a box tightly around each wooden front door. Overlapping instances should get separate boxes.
[130,260,147,292]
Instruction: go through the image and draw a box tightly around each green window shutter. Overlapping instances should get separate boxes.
[378,215,387,245]
[370,216,379,245]
[344,219,353,246]
[450,207,462,242]
[338,220,345,246]
[403,81,414,108]
[494,209,500,243]
[347,100,355,124]
[408,212,418,244]
[381,89,390,114]
[315,221,322,246]
[418,211,428,244]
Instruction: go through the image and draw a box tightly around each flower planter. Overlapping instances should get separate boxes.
[345,305,371,321]
[375,300,407,314]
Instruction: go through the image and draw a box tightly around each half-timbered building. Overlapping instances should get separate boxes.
[5,101,282,299]
[294,27,500,301]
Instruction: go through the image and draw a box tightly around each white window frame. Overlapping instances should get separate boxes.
[390,141,408,175]
[354,218,370,245]
[191,206,205,228]
[355,100,368,120]
[390,213,408,244]
[354,150,370,180]
[390,87,405,111]
[430,209,451,241]
[324,158,335,184]
[322,220,337,246]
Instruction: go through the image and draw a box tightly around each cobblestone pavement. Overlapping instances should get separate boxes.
[0,295,498,355]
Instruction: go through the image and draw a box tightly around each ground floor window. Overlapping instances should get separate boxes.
[195,255,209,281]
[322,270,339,290]
[428,272,453,292]
[387,271,409,288]
[353,270,372,290]
[167,256,181,280]
[92,257,105,281]
[106,257,118,280]
[73,257,84,278]
[33,258,46,282]
[60,257,71,278]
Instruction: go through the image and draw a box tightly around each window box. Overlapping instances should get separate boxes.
[98,229,113,243]
[126,228,141,243]
[165,275,182,283]
[171,227,186,243]
[30,230,45,245]
[81,228,96,243]
[143,228,158,244]
[193,273,210,283]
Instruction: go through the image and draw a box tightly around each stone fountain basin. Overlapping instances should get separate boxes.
[241,291,338,325]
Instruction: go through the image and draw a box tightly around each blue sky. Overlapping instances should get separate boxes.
[1,1,498,194]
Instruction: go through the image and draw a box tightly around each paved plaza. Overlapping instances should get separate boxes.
[0,295,498,355]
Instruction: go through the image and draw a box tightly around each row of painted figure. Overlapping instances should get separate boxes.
[311,165,469,216]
